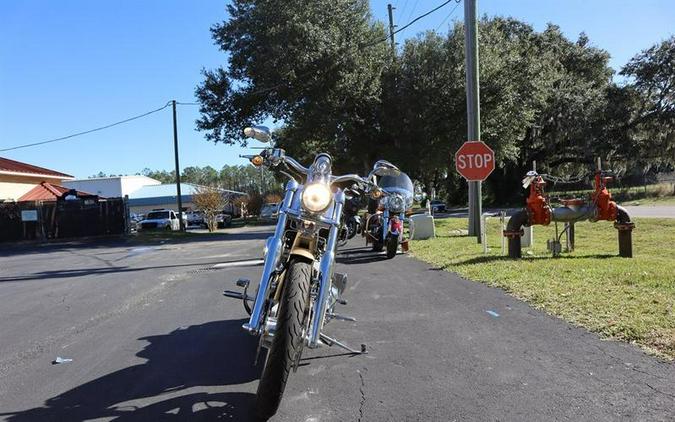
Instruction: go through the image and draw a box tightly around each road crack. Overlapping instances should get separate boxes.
[357,368,367,422]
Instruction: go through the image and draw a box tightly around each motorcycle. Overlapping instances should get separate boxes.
[223,126,400,420]
[363,170,415,259]
[337,188,364,247]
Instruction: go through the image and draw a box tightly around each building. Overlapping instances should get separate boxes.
[18,182,96,202]
[127,183,246,215]
[0,157,74,202]
[63,175,161,198]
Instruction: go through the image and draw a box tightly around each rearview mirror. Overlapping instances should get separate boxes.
[370,160,400,178]
[243,125,271,143]
[414,183,426,202]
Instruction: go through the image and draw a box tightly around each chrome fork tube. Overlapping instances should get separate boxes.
[243,179,299,334]
[382,209,390,242]
[308,190,345,348]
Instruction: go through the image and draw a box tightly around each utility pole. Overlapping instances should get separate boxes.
[387,4,396,55]
[172,100,185,231]
[464,0,482,241]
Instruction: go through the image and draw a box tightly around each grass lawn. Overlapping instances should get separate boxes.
[409,217,675,359]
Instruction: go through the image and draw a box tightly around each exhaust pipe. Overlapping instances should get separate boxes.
[615,205,634,258]
[504,209,529,258]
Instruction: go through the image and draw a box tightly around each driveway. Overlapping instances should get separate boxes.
[0,227,673,421]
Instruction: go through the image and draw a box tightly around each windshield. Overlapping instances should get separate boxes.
[147,211,170,220]
[377,173,414,196]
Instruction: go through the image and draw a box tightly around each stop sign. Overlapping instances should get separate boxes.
[455,141,495,181]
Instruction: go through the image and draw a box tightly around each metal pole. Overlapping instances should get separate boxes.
[387,4,396,55]
[172,100,185,231]
[260,165,264,194]
[464,0,482,242]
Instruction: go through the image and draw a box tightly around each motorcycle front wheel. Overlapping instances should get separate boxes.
[255,258,311,420]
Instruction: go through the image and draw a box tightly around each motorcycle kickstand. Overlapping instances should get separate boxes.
[320,333,368,354]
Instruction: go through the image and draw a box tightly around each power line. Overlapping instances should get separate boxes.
[235,0,456,98]
[395,0,454,35]
[398,0,409,23]
[436,0,462,31]
[406,0,420,24]
[1,101,176,152]
[1,2,457,152]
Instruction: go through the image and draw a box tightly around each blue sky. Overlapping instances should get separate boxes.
[1,0,673,179]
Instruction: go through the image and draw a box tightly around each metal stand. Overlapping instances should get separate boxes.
[319,333,367,354]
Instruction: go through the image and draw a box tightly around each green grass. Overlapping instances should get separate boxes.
[410,217,675,359]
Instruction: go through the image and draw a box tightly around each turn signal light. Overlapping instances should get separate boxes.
[251,155,264,167]
[370,188,382,199]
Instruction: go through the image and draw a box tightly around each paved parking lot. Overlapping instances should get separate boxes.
[0,226,673,421]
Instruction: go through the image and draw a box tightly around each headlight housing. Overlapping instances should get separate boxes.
[388,194,405,213]
[301,183,332,213]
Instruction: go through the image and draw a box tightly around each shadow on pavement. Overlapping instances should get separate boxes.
[0,258,260,283]
[1,319,262,421]
[0,228,273,258]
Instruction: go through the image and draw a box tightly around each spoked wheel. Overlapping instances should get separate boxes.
[337,227,349,248]
[255,258,311,420]
[347,220,357,239]
[386,235,398,259]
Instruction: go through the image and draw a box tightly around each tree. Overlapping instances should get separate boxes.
[141,168,175,184]
[613,36,675,172]
[196,0,389,173]
[192,185,227,232]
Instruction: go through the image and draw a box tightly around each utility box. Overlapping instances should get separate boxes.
[409,214,435,240]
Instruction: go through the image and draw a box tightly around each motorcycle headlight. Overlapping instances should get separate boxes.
[301,183,332,213]
[389,194,405,212]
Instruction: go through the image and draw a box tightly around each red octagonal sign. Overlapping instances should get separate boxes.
[455,141,495,181]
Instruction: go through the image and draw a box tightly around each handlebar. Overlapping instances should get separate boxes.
[241,148,375,192]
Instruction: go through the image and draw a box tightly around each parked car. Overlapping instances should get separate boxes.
[186,210,206,228]
[216,213,232,228]
[430,200,447,213]
[260,202,280,219]
[138,209,180,231]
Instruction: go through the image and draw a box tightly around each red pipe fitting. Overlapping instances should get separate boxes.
[592,172,618,221]
[526,176,551,225]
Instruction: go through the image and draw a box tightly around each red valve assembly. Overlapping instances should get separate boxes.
[504,162,634,259]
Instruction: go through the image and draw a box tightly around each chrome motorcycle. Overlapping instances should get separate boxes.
[223,126,399,420]
[364,171,415,259]
[337,188,364,247]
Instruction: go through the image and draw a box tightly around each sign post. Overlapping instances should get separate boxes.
[463,0,482,241]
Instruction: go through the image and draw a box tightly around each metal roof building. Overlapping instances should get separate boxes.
[127,183,245,214]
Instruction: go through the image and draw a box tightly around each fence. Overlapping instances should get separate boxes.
[0,197,128,243]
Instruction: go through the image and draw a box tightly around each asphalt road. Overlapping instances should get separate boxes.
[0,227,673,421]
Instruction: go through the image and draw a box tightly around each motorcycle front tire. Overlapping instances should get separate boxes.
[386,236,398,259]
[255,258,311,420]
